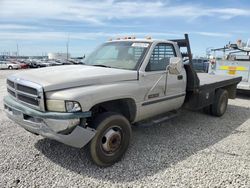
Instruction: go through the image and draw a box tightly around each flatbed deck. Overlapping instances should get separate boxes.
[184,71,242,110]
[198,73,242,89]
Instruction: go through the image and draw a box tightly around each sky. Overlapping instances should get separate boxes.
[0,0,250,57]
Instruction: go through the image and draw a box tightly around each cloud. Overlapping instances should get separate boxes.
[0,31,182,41]
[194,32,232,38]
[0,24,38,30]
[0,0,249,25]
[0,0,249,56]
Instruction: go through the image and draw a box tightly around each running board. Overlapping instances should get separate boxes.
[135,110,179,127]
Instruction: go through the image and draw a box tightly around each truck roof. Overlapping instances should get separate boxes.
[108,33,193,62]
[107,39,176,44]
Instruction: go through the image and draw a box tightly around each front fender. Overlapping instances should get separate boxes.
[45,81,140,112]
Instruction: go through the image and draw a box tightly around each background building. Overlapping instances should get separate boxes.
[48,53,70,60]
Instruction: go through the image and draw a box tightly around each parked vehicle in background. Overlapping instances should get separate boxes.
[47,60,62,66]
[68,59,81,64]
[208,39,250,90]
[10,60,29,69]
[0,61,20,69]
[28,59,65,68]
[192,58,209,72]
[0,55,7,61]
[36,61,52,68]
[4,34,241,167]
[28,61,38,68]
[59,59,72,65]
[19,60,30,68]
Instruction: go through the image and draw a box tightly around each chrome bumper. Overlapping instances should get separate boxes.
[4,96,96,148]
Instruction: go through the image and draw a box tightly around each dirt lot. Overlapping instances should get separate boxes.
[0,70,249,187]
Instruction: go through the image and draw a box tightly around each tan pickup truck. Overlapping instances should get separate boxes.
[4,34,241,166]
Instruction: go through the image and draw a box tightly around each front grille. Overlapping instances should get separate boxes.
[6,77,44,111]
[16,84,38,95]
[7,88,16,97]
[17,94,39,106]
[7,80,14,88]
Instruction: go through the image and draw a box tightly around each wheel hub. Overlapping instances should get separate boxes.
[102,128,121,153]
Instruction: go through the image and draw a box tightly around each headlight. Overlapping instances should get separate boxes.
[46,100,66,112]
[46,100,82,112]
[65,101,81,112]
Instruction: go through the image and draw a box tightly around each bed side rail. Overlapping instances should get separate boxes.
[170,33,193,62]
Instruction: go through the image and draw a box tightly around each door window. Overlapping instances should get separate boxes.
[146,43,176,71]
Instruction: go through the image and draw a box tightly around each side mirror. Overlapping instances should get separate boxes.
[167,57,183,75]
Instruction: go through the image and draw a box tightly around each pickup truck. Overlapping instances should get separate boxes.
[4,34,241,167]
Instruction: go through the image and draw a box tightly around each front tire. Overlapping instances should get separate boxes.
[87,112,132,167]
[8,66,13,70]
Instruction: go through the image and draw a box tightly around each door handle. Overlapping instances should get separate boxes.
[177,75,183,80]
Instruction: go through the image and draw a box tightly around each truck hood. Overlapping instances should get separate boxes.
[12,65,137,91]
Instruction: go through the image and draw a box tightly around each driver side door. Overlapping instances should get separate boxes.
[138,42,186,120]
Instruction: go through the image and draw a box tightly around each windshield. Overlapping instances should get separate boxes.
[83,41,150,70]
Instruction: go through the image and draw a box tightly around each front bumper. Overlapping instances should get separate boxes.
[4,96,96,148]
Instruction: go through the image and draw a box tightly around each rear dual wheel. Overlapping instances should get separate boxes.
[203,89,228,117]
[87,112,132,167]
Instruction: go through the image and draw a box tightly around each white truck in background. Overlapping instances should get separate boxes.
[208,40,250,91]
[4,34,241,166]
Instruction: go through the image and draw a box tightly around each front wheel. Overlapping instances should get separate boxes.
[8,66,13,70]
[87,112,132,167]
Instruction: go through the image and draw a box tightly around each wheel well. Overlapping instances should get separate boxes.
[89,98,136,122]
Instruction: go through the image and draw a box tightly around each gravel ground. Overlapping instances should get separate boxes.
[0,70,249,188]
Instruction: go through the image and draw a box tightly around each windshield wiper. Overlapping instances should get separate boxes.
[92,64,111,68]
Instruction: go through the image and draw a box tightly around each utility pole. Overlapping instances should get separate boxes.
[16,43,19,59]
[66,34,70,61]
